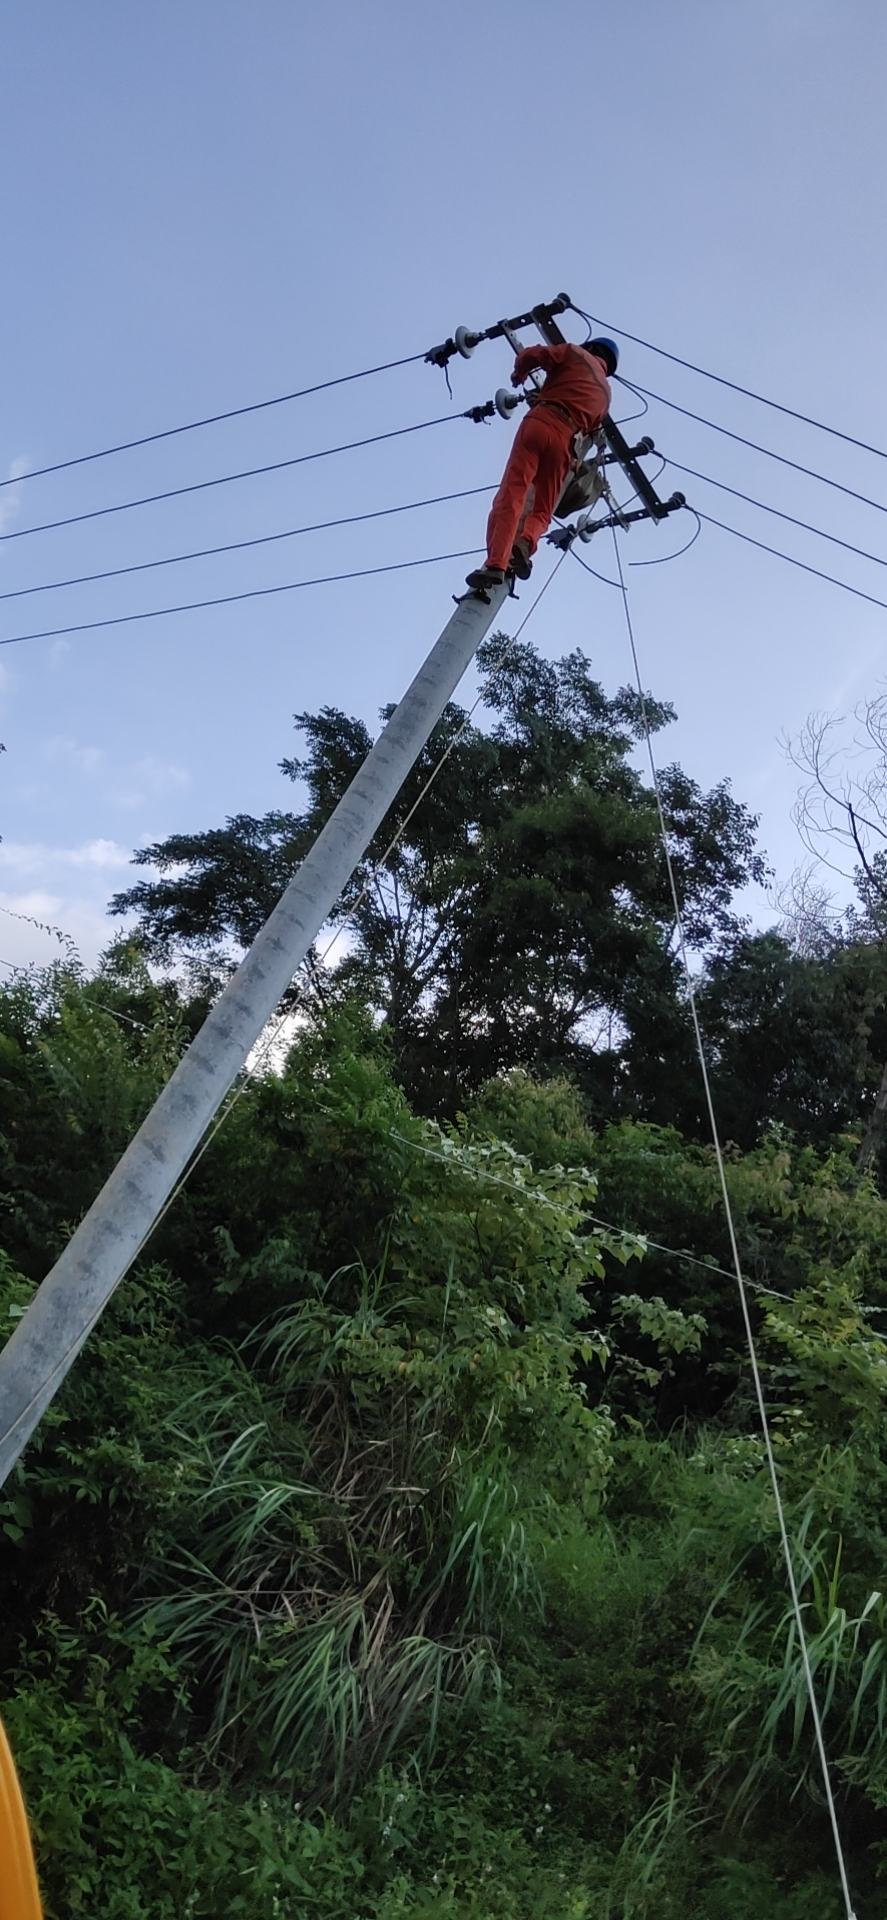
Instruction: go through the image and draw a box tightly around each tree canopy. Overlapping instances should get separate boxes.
[3,645,887,1916]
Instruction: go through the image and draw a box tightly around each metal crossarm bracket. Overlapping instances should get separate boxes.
[547,492,686,549]
[530,305,675,519]
[425,293,572,370]
[431,290,685,531]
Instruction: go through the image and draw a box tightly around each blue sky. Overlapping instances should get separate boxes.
[2,0,885,970]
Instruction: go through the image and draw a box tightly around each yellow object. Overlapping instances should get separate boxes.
[0,1717,43,1920]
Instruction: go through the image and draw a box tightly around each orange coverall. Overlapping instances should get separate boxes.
[485,344,611,571]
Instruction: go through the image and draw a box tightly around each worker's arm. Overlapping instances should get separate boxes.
[512,343,569,385]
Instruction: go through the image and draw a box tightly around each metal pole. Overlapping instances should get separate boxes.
[0,581,509,1485]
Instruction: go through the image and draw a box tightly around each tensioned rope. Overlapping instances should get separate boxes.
[600,528,859,1920]
[0,554,567,1460]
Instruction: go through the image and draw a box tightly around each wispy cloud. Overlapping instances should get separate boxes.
[112,755,191,809]
[0,837,131,876]
[44,735,105,775]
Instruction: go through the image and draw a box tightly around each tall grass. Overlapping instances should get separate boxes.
[145,1279,539,1795]
[694,1503,886,1811]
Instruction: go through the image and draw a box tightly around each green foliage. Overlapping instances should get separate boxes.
[139,1102,622,1791]
[110,639,765,1114]
[2,921,887,1914]
[695,1504,887,1813]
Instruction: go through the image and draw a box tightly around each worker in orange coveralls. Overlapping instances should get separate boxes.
[465,335,619,593]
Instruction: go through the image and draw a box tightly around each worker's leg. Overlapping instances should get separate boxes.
[485,417,543,571]
[518,417,574,555]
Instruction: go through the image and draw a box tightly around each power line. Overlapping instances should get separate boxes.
[575,306,887,463]
[630,507,703,567]
[697,510,887,615]
[0,546,484,648]
[0,413,462,545]
[0,351,428,492]
[0,484,495,603]
[571,460,887,607]
[665,460,887,571]
[567,506,702,584]
[618,379,887,518]
[572,548,619,590]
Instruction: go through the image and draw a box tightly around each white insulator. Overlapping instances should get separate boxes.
[455,325,479,360]
[494,387,521,420]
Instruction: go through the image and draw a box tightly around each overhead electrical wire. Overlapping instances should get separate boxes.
[630,506,703,566]
[5,458,883,643]
[8,445,881,616]
[0,351,429,491]
[662,458,887,572]
[567,496,701,583]
[578,487,887,612]
[0,484,496,602]
[0,412,463,545]
[0,546,486,649]
[573,304,887,463]
[571,548,619,590]
[696,511,887,614]
[615,378,887,518]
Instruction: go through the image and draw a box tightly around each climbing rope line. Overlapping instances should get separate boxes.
[0,555,567,1461]
[0,956,159,1032]
[377,1128,868,1315]
[601,528,859,1920]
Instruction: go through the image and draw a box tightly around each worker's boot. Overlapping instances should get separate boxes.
[465,564,506,594]
[509,538,533,581]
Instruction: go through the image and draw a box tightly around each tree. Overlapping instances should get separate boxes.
[112,637,766,1117]
[787,697,887,1172]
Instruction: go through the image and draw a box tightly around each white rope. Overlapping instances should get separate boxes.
[605,527,859,1920]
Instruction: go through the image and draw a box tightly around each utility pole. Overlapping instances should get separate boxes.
[0,289,681,1487]
[0,580,509,1487]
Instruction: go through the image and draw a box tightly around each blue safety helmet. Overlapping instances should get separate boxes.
[588,335,619,376]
